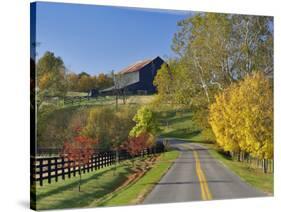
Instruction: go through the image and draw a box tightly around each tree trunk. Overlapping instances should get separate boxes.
[237,151,241,162]
[263,159,268,174]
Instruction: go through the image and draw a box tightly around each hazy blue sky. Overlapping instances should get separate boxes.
[34,2,193,75]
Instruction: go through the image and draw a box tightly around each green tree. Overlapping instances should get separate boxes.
[78,71,90,78]
[154,60,196,107]
[130,106,159,139]
[37,51,67,100]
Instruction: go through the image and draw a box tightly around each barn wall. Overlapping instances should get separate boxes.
[118,71,139,87]
[125,57,164,94]
[100,57,165,95]
[139,56,164,93]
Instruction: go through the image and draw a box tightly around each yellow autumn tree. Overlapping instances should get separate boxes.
[236,72,273,160]
[209,72,273,163]
[209,88,241,154]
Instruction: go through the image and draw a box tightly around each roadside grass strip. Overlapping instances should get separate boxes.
[99,150,180,206]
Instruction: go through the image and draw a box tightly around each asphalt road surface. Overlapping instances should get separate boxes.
[143,139,267,204]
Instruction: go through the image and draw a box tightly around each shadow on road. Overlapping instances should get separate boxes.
[148,179,233,186]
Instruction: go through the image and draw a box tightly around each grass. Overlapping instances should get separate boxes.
[206,145,273,194]
[45,94,156,109]
[32,159,141,210]
[32,163,131,210]
[99,150,180,206]
[66,91,88,97]
[32,151,179,210]
[155,109,202,140]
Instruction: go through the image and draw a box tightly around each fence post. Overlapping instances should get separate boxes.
[87,158,90,172]
[83,161,86,174]
[94,155,97,170]
[39,159,43,186]
[62,157,65,180]
[31,157,35,185]
[73,161,76,177]
[47,158,51,184]
[90,155,94,171]
[68,159,71,178]
[97,154,100,170]
[55,158,58,182]
[101,153,104,168]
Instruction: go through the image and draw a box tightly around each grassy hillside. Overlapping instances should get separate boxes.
[155,109,202,140]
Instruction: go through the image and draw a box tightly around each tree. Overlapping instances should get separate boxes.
[66,73,79,91]
[208,87,241,154]
[78,71,90,78]
[65,71,113,93]
[209,72,273,172]
[154,13,273,138]
[37,51,68,102]
[83,107,135,152]
[97,73,114,90]
[154,60,196,107]
[111,108,136,162]
[130,106,159,138]
[83,107,136,173]
[121,133,151,166]
[77,75,93,92]
[61,127,98,191]
[83,108,114,150]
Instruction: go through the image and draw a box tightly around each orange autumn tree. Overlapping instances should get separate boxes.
[122,133,152,166]
[61,127,98,192]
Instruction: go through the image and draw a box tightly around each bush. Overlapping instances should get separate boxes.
[83,107,136,151]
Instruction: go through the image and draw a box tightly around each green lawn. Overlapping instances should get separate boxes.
[66,91,88,97]
[32,162,132,210]
[155,109,202,140]
[99,150,180,206]
[32,158,144,210]
[32,151,179,210]
[45,94,156,109]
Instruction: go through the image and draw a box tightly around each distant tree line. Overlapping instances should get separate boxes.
[66,71,113,93]
[37,51,114,101]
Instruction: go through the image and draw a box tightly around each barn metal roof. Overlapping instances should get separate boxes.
[119,59,153,74]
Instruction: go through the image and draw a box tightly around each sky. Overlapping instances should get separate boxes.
[34,2,193,75]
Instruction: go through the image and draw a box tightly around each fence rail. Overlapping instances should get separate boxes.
[31,146,164,186]
[63,96,91,105]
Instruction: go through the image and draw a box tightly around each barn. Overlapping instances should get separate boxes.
[100,56,165,95]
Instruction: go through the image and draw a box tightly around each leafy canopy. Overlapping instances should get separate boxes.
[209,72,273,159]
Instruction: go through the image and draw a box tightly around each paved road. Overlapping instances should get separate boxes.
[143,139,267,204]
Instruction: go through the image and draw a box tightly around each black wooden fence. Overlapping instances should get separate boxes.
[63,96,91,105]
[31,146,164,186]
